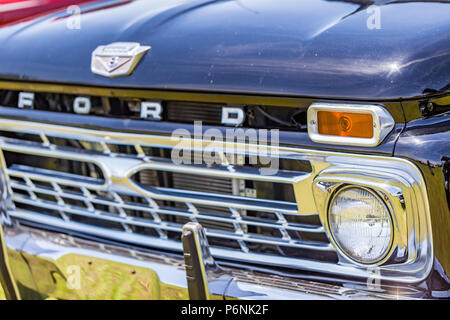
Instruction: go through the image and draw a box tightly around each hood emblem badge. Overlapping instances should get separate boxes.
[91,42,150,78]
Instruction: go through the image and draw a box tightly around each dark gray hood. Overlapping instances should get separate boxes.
[0,0,448,100]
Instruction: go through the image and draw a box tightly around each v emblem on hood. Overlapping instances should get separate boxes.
[91,42,150,78]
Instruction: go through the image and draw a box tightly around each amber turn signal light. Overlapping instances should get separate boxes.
[317,111,373,138]
[307,103,395,147]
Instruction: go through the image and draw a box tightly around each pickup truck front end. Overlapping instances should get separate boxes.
[0,0,448,300]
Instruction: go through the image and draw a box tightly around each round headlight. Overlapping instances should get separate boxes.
[328,186,392,264]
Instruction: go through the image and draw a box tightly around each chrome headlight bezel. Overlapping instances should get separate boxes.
[312,160,433,282]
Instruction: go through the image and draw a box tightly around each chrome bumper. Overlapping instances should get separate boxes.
[1,222,426,300]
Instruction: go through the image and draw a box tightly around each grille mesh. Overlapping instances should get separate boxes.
[166,102,223,125]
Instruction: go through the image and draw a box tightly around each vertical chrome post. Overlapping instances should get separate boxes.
[181,222,231,300]
[181,222,212,300]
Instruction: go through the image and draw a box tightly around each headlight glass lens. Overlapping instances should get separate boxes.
[329,186,392,264]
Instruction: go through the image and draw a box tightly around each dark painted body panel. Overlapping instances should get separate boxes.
[0,0,448,100]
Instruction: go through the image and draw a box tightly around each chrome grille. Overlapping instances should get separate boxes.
[0,116,341,271]
[9,172,330,253]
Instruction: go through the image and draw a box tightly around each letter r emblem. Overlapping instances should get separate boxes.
[140,101,162,121]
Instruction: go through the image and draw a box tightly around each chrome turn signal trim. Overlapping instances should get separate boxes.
[307,103,395,147]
